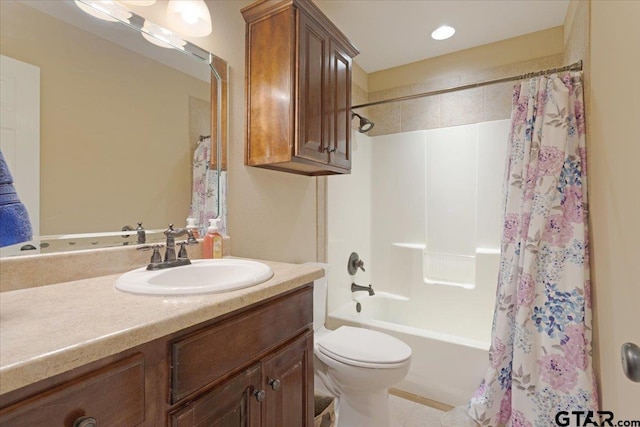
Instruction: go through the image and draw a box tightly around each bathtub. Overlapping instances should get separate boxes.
[327,293,491,406]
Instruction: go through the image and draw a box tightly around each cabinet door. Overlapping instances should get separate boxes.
[170,365,262,427]
[0,354,144,427]
[263,331,314,427]
[327,39,352,170]
[297,10,330,164]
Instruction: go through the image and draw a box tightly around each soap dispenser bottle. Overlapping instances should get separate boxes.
[202,218,223,259]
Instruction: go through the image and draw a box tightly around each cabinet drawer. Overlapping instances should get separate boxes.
[171,286,312,403]
[0,354,144,427]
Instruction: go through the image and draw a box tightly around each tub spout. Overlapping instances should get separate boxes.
[351,283,375,296]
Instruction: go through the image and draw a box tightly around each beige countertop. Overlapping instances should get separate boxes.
[0,259,323,395]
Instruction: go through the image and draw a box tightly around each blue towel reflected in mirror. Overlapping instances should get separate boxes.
[0,149,33,248]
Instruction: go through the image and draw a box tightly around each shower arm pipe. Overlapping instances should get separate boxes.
[351,60,583,110]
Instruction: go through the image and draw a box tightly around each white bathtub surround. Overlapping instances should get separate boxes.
[327,120,511,406]
[327,132,372,313]
[423,121,508,289]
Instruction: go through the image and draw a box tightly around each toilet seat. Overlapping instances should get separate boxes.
[316,326,412,369]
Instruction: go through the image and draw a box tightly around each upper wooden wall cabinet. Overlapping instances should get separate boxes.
[242,0,360,176]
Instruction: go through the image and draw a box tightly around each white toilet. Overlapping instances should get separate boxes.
[311,264,412,427]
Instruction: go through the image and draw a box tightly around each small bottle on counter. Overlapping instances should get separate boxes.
[186,217,200,239]
[202,218,223,259]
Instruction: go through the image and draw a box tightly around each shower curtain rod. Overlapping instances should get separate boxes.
[351,60,583,110]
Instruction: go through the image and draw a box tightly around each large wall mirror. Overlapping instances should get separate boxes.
[0,0,227,256]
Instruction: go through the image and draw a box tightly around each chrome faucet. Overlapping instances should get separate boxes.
[138,224,198,270]
[351,283,375,296]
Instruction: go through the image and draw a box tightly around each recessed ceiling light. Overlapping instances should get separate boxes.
[431,25,456,41]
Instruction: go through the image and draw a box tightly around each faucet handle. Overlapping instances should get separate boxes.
[138,244,163,264]
[177,242,189,259]
[348,252,366,275]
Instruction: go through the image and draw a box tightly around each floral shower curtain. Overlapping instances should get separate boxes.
[189,136,221,234]
[467,72,598,426]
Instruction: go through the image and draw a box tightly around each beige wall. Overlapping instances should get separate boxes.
[588,0,640,416]
[0,2,210,235]
[368,27,564,92]
[359,27,564,137]
[130,0,319,264]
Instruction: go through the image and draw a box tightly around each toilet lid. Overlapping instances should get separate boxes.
[316,326,412,368]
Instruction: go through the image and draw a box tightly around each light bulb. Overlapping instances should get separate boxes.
[74,0,132,23]
[166,0,212,37]
[181,10,199,24]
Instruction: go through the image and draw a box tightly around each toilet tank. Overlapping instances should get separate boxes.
[304,262,329,332]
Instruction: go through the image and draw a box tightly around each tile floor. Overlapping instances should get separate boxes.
[390,394,445,427]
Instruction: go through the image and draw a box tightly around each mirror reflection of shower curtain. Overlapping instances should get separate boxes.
[189,136,222,234]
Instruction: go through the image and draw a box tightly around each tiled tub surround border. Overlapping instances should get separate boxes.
[360,53,563,137]
[0,259,323,395]
[0,237,231,292]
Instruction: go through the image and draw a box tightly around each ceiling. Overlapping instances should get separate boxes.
[314,0,570,73]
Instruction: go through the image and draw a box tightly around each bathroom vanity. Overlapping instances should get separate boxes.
[0,260,322,427]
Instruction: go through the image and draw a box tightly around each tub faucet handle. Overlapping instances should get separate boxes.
[348,252,366,275]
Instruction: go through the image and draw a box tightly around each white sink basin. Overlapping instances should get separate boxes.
[114,259,273,295]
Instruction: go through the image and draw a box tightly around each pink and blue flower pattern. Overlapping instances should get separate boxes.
[468,73,598,426]
[189,137,226,235]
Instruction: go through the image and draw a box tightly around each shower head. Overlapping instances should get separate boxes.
[351,112,374,133]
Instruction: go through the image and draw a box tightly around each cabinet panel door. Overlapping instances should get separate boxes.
[328,40,352,170]
[297,11,329,164]
[170,364,262,427]
[245,6,295,166]
[0,354,144,427]
[263,331,314,427]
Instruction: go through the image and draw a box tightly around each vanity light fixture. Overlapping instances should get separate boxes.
[142,21,187,50]
[74,0,132,23]
[166,0,212,37]
[431,25,456,41]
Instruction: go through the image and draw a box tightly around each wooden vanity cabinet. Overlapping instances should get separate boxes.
[243,0,359,176]
[0,286,314,427]
[171,331,313,427]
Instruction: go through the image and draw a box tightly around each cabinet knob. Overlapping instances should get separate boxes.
[73,416,97,427]
[268,378,281,390]
[323,146,337,153]
[254,389,266,402]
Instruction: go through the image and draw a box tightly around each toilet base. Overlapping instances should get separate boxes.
[335,389,390,427]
